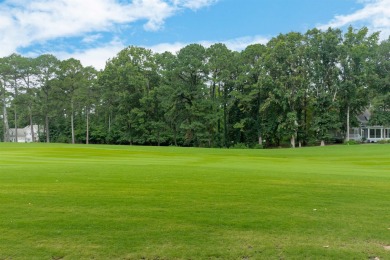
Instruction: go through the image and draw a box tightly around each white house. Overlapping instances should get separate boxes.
[350,111,390,142]
[9,125,42,143]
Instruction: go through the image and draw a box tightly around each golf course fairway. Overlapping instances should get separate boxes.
[0,143,389,259]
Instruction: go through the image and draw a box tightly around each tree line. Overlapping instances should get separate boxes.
[1,26,389,148]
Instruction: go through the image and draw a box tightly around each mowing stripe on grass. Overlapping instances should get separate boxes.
[0,143,389,259]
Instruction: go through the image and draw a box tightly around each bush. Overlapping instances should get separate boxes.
[377,139,388,144]
[252,143,264,149]
[333,137,344,144]
[231,143,248,149]
[307,138,320,146]
[345,140,360,145]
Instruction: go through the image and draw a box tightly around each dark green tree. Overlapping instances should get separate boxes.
[339,27,379,141]
[173,44,210,146]
[370,37,390,127]
[35,54,60,143]
[99,46,157,145]
[57,58,85,144]
[263,32,308,147]
[233,44,267,146]
[305,28,343,146]
[206,43,236,147]
[0,57,12,142]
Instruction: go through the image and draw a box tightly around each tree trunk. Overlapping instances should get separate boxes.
[173,126,177,146]
[29,106,35,142]
[71,100,75,144]
[291,135,296,148]
[45,115,50,143]
[2,92,10,142]
[128,123,132,145]
[223,103,228,147]
[86,107,89,145]
[292,120,298,148]
[14,109,18,143]
[320,140,325,146]
[108,113,111,133]
[13,79,18,142]
[346,105,350,142]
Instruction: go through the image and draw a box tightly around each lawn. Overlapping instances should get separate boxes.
[0,143,389,259]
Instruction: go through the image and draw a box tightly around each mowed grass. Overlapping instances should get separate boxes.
[0,143,389,259]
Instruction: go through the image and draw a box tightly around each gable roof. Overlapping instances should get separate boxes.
[356,110,371,126]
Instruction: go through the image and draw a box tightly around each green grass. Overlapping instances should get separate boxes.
[0,143,389,259]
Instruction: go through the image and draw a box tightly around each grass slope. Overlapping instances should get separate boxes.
[0,143,389,259]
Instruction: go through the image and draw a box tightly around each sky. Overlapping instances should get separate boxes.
[1,0,390,70]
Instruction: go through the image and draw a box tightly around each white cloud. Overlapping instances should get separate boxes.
[171,0,219,10]
[146,42,187,53]
[217,35,269,51]
[319,0,390,39]
[82,34,104,44]
[0,0,264,70]
[54,39,126,70]
[0,0,219,57]
[43,34,269,70]
[146,35,270,54]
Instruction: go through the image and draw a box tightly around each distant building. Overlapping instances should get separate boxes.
[9,125,42,143]
[350,111,390,142]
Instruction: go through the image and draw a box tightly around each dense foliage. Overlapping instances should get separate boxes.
[0,27,389,147]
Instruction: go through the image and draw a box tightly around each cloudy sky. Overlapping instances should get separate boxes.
[1,0,389,70]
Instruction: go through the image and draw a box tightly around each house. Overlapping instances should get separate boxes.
[350,110,390,142]
[9,125,42,143]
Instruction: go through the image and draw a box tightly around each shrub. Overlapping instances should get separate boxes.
[345,140,359,145]
[307,138,320,146]
[377,139,388,144]
[231,143,248,149]
[252,143,264,149]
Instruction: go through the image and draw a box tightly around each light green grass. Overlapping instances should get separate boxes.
[0,143,389,259]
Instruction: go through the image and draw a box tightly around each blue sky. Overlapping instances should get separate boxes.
[1,0,389,69]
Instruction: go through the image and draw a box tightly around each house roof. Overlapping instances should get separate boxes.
[357,110,371,125]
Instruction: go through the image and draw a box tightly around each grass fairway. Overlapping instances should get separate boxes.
[0,143,389,259]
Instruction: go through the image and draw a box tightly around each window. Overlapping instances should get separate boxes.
[363,128,369,139]
[369,129,382,138]
[385,129,390,138]
[370,129,375,138]
[376,129,381,138]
